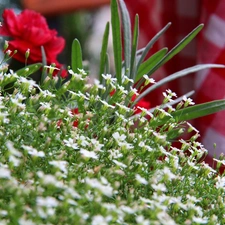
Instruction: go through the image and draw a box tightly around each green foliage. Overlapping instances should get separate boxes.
[71,38,83,73]
[0,0,225,224]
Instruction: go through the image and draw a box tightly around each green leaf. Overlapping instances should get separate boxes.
[136,22,171,72]
[134,64,225,105]
[16,63,42,77]
[173,100,225,122]
[130,14,139,80]
[99,22,110,83]
[41,46,47,84]
[111,0,122,84]
[135,47,168,82]
[119,0,131,74]
[71,38,83,73]
[105,53,110,75]
[148,24,204,75]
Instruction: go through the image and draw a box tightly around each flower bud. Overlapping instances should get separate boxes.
[4,40,9,51]
[25,48,30,59]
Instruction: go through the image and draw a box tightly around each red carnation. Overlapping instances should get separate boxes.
[0,9,65,67]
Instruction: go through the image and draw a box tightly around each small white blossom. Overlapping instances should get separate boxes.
[151,183,167,192]
[192,217,208,224]
[80,148,98,159]
[40,90,56,98]
[112,132,126,142]
[183,95,195,106]
[36,196,59,208]
[92,215,108,225]
[215,176,225,189]
[100,100,115,109]
[135,174,148,185]
[112,159,127,168]
[18,77,36,92]
[39,102,51,110]
[68,69,84,80]
[143,74,155,84]
[22,145,45,157]
[0,167,11,178]
[120,205,135,214]
[101,74,116,83]
[63,138,79,149]
[85,177,113,197]
[49,160,68,174]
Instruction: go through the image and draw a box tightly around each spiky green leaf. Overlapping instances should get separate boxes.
[71,38,83,73]
[111,0,122,84]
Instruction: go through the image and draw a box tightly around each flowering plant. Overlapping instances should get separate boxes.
[0,0,225,224]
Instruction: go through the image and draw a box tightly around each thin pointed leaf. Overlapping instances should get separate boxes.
[148,24,204,76]
[111,0,122,84]
[71,38,83,73]
[119,0,131,73]
[41,46,47,83]
[99,22,110,83]
[133,64,225,105]
[105,53,110,74]
[172,100,225,122]
[130,14,139,80]
[16,63,42,77]
[150,100,225,127]
[136,22,171,72]
[135,47,168,82]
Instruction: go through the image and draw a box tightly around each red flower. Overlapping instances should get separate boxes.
[0,9,65,67]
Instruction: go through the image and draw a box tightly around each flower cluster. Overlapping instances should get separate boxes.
[0,2,225,224]
[0,65,224,224]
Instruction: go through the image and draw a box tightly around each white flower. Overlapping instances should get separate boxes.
[120,205,135,214]
[49,160,68,174]
[161,167,177,180]
[40,90,56,98]
[101,73,116,83]
[39,102,51,110]
[192,217,208,224]
[90,139,104,152]
[215,176,225,189]
[136,215,150,225]
[92,215,108,225]
[151,183,167,192]
[36,196,59,208]
[186,122,199,133]
[112,159,127,168]
[135,174,148,185]
[85,177,113,197]
[122,75,134,84]
[0,167,11,178]
[19,77,36,92]
[183,95,195,106]
[80,148,98,159]
[79,135,89,147]
[22,145,45,157]
[68,69,84,80]
[100,100,115,109]
[18,218,36,225]
[143,74,155,84]
[112,132,126,142]
[63,138,79,149]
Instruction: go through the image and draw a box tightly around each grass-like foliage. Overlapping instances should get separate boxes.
[0,0,225,224]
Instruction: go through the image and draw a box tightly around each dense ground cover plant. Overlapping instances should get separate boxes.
[0,0,225,224]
